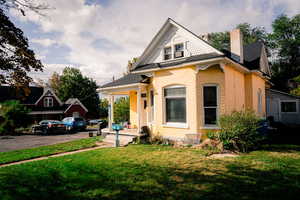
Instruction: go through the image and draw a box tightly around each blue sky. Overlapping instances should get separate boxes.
[8,0,300,84]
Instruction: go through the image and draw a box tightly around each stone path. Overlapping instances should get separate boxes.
[0,141,114,168]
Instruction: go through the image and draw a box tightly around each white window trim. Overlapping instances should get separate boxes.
[162,85,188,127]
[203,84,219,126]
[162,42,186,62]
[44,97,53,107]
[279,99,299,114]
[162,122,189,129]
[174,43,184,58]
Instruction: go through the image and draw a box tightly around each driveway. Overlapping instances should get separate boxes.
[0,131,96,152]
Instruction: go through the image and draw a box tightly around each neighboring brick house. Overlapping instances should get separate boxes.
[0,86,88,121]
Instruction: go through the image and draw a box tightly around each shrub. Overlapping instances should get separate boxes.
[218,110,262,152]
[207,131,219,140]
[0,100,31,135]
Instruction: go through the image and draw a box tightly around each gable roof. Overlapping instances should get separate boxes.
[64,98,88,113]
[133,18,223,68]
[0,86,44,104]
[35,87,63,106]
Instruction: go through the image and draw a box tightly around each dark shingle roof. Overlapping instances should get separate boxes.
[101,73,149,88]
[133,53,223,72]
[222,41,263,70]
[0,86,44,104]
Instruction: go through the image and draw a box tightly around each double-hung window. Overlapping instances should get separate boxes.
[174,43,184,58]
[150,90,154,122]
[203,85,218,125]
[164,47,172,60]
[164,86,186,123]
[44,97,53,107]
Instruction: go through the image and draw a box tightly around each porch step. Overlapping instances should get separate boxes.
[102,134,137,146]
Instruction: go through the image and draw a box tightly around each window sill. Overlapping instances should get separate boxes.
[162,123,189,129]
[200,126,220,130]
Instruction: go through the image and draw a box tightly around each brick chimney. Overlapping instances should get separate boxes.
[230,29,244,63]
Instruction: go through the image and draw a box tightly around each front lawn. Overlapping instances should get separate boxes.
[0,137,101,165]
[0,144,300,200]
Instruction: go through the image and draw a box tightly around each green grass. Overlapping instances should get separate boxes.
[0,144,300,200]
[0,137,102,165]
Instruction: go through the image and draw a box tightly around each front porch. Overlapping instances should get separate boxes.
[98,75,150,136]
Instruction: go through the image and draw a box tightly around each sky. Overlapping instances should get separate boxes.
[8,0,300,85]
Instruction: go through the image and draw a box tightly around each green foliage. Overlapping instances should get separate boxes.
[206,131,219,140]
[0,100,30,135]
[218,110,261,152]
[56,67,100,117]
[269,14,300,92]
[114,97,129,123]
[0,6,43,85]
[99,98,109,118]
[208,23,268,50]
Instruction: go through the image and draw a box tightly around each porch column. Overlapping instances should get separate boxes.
[108,95,115,132]
[137,87,141,133]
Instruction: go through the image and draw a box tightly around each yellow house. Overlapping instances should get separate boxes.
[99,18,271,142]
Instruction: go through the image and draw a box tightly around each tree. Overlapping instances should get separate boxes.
[56,67,100,117]
[208,23,268,51]
[48,72,61,94]
[0,1,47,86]
[114,97,129,123]
[269,14,300,92]
[0,100,30,135]
[99,98,109,119]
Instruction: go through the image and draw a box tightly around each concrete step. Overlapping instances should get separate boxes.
[102,134,137,146]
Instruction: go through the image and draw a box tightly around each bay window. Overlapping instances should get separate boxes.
[164,86,186,123]
[164,47,172,60]
[174,43,184,58]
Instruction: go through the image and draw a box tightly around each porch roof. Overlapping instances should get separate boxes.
[100,73,149,89]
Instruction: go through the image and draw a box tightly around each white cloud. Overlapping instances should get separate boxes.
[31,38,57,47]
[10,0,300,84]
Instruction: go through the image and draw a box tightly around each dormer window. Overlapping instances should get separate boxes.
[174,43,184,58]
[164,47,172,60]
[44,97,53,107]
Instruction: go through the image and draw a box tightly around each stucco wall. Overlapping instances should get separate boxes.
[224,64,246,113]
[129,91,138,128]
[244,73,266,117]
[151,66,198,139]
[197,65,225,128]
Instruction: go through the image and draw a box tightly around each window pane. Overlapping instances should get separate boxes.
[281,102,297,112]
[204,86,217,106]
[204,108,217,125]
[150,91,154,106]
[166,98,186,123]
[175,43,183,51]
[164,87,186,97]
[164,47,171,54]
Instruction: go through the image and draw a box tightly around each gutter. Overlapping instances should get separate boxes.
[131,57,225,74]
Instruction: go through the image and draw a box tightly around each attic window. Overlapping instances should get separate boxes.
[44,97,53,107]
[174,43,184,58]
[164,47,172,60]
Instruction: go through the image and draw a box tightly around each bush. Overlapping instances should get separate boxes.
[218,110,262,152]
[0,100,31,135]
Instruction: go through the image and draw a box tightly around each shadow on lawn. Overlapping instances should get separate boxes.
[1,157,300,200]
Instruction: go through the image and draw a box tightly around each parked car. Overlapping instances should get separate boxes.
[88,119,102,126]
[31,120,66,135]
[62,117,87,132]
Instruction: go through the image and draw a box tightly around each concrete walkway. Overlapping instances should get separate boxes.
[0,141,114,168]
